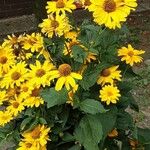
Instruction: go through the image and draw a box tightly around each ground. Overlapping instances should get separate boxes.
[127,10,150,128]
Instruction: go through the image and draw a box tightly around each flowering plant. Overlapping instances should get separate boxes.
[0,0,149,150]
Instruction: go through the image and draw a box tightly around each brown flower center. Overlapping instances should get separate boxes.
[84,0,91,6]
[58,64,71,76]
[25,143,32,148]
[36,69,46,77]
[104,0,116,13]
[51,20,59,28]
[31,88,40,97]
[22,86,28,92]
[128,51,134,57]
[31,126,41,139]
[11,72,21,80]
[12,101,19,108]
[0,56,8,64]
[101,69,111,77]
[56,0,65,8]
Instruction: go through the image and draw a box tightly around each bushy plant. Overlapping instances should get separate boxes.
[0,0,149,150]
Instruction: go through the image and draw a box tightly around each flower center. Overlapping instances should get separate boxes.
[101,69,111,77]
[51,20,59,28]
[22,86,29,92]
[25,143,32,148]
[36,69,46,77]
[128,51,134,57]
[31,88,40,97]
[11,72,21,80]
[56,0,65,8]
[58,64,71,76]
[12,101,19,108]
[84,0,91,6]
[107,91,113,96]
[104,0,116,13]
[31,126,41,139]
[0,56,8,64]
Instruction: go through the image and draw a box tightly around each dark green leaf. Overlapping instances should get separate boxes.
[74,115,103,150]
[41,87,68,108]
[79,99,106,114]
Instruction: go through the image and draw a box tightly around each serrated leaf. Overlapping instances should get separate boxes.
[72,45,87,63]
[80,99,106,114]
[74,115,103,150]
[40,87,68,108]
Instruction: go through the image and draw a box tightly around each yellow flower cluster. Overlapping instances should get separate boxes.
[17,125,50,150]
[83,0,138,29]
[0,32,83,126]
[39,0,77,38]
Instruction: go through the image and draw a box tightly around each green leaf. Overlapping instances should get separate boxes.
[74,115,103,150]
[68,145,81,150]
[72,45,87,63]
[79,99,106,114]
[138,128,150,144]
[41,87,68,108]
[20,117,33,131]
[80,63,110,90]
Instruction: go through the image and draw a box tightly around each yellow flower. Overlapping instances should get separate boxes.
[0,62,28,89]
[0,91,7,106]
[67,84,78,106]
[97,66,122,86]
[81,0,92,8]
[2,34,24,49]
[28,60,55,88]
[22,33,44,53]
[21,125,50,149]
[0,111,13,126]
[19,82,34,99]
[39,14,71,38]
[46,0,76,16]
[24,87,44,108]
[85,52,97,64]
[88,0,130,29]
[49,64,82,91]
[0,45,16,74]
[99,85,121,105]
[119,0,138,15]
[108,129,118,138]
[64,30,79,41]
[6,97,25,117]
[17,141,38,150]
[118,44,145,66]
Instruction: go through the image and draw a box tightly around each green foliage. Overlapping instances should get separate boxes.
[41,87,68,108]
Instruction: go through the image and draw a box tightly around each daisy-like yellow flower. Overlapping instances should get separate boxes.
[46,0,76,16]
[22,33,44,53]
[99,85,121,105]
[21,125,50,149]
[24,87,44,108]
[49,64,82,91]
[39,14,71,38]
[0,91,7,106]
[97,66,122,86]
[2,34,24,49]
[88,0,130,29]
[0,45,16,74]
[64,30,79,41]
[17,141,38,150]
[118,44,145,66]
[85,52,97,64]
[0,62,28,89]
[6,97,25,117]
[108,129,118,138]
[0,111,13,126]
[81,0,92,8]
[28,60,55,87]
